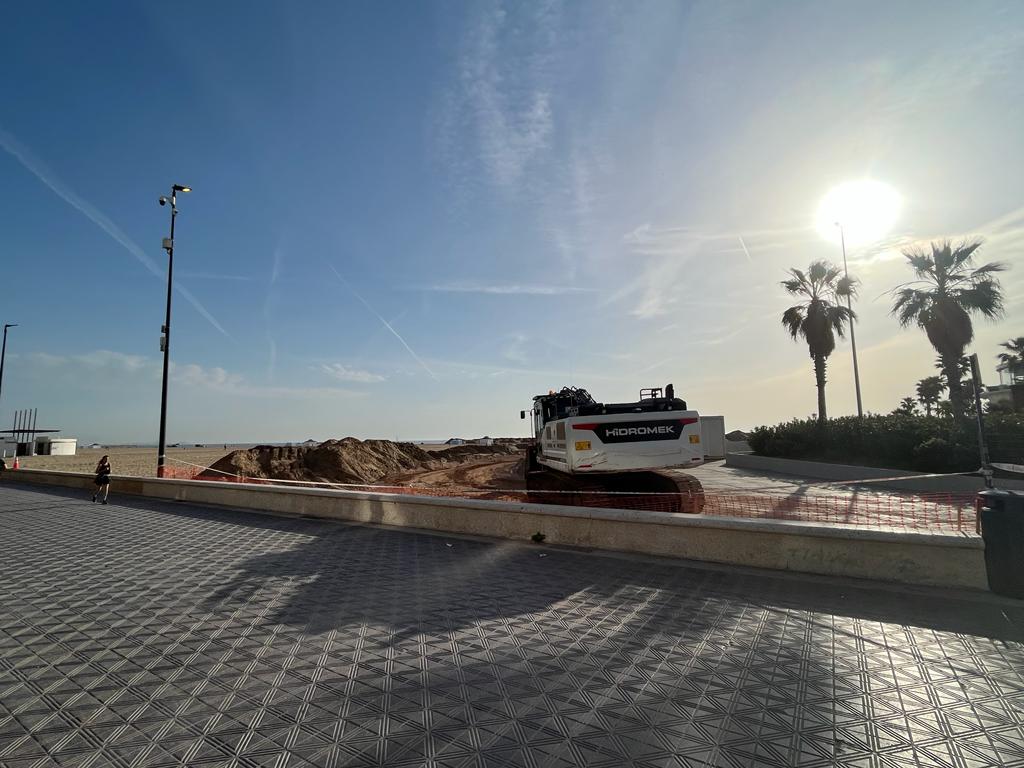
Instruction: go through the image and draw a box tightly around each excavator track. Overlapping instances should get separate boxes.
[525,453,705,515]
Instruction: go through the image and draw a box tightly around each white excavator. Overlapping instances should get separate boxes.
[521,384,706,514]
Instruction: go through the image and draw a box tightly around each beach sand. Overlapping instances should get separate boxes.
[14,446,239,477]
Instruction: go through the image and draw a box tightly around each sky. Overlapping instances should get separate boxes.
[1,0,1022,444]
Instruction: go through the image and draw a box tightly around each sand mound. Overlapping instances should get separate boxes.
[200,438,524,485]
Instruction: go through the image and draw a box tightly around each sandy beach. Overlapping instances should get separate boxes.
[14,446,239,477]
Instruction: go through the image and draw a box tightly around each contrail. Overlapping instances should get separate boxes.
[326,262,439,381]
[737,235,753,264]
[0,127,232,340]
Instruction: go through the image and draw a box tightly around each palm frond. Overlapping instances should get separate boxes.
[952,280,1005,319]
[947,239,984,272]
[781,306,805,340]
[890,288,930,328]
[828,305,853,338]
[835,274,858,299]
[781,278,804,295]
[901,248,936,279]
[970,261,1007,277]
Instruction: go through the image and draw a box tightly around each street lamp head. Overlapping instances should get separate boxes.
[3,324,17,330]
[172,184,192,193]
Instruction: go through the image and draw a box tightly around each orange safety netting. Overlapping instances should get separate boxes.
[160,461,978,533]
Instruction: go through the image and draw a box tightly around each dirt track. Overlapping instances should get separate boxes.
[388,456,525,492]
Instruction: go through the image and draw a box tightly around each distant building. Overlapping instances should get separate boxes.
[445,437,466,445]
[472,436,494,446]
[986,363,1024,411]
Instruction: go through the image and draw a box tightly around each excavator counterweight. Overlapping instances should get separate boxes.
[521,384,706,514]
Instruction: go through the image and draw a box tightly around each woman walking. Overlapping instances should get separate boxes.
[92,455,111,503]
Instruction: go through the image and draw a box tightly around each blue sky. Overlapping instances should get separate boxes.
[2,1,1022,443]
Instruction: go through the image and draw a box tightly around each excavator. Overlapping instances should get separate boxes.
[521,384,706,514]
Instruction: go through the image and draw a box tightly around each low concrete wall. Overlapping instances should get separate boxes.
[726,452,1024,493]
[1,468,987,590]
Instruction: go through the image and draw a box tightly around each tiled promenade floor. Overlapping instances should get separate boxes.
[1,483,1023,767]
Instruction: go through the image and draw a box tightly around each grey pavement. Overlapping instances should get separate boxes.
[1,482,1023,768]
[677,462,906,498]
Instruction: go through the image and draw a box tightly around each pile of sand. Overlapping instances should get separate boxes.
[200,438,524,485]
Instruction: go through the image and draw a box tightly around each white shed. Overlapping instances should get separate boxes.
[34,437,78,456]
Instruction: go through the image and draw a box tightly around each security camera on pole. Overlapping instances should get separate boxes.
[156,184,191,478]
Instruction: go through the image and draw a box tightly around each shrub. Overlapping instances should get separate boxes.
[749,413,1024,473]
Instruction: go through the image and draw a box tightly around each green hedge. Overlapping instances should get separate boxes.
[748,414,1024,473]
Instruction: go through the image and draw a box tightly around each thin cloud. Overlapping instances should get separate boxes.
[326,262,439,381]
[737,236,753,264]
[178,272,256,282]
[28,348,361,399]
[439,2,558,194]
[417,281,593,296]
[0,126,232,340]
[319,363,386,384]
[28,349,149,372]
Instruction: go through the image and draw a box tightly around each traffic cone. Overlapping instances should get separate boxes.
[12,456,19,469]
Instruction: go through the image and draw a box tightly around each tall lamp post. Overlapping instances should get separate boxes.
[835,222,863,418]
[156,185,191,477]
[0,323,18,419]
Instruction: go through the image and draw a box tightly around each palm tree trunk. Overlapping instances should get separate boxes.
[924,403,932,417]
[814,355,827,425]
[941,353,964,417]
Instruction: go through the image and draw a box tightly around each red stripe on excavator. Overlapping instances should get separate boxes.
[573,417,699,430]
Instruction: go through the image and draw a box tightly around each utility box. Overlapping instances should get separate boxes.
[977,489,1024,598]
[700,416,726,460]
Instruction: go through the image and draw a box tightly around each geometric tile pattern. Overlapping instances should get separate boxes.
[1,483,1023,768]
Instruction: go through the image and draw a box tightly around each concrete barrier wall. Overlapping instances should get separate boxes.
[725,452,1024,493]
[1,468,987,590]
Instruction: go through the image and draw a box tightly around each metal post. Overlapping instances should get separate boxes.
[157,190,177,478]
[970,354,993,489]
[0,324,17,421]
[837,225,864,418]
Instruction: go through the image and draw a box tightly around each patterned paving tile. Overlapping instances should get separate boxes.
[1,482,1023,768]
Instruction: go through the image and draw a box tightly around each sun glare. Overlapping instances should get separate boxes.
[815,179,902,248]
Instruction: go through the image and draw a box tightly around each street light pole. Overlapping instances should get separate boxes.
[836,223,864,418]
[0,324,19,419]
[157,185,191,477]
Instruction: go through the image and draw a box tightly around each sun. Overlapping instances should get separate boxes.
[815,179,902,248]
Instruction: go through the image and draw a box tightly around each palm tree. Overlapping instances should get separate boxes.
[895,397,918,416]
[915,376,945,416]
[891,240,1005,417]
[998,337,1024,382]
[933,354,976,414]
[782,260,857,426]
[934,354,970,384]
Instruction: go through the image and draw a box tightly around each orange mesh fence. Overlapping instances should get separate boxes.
[163,459,977,533]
